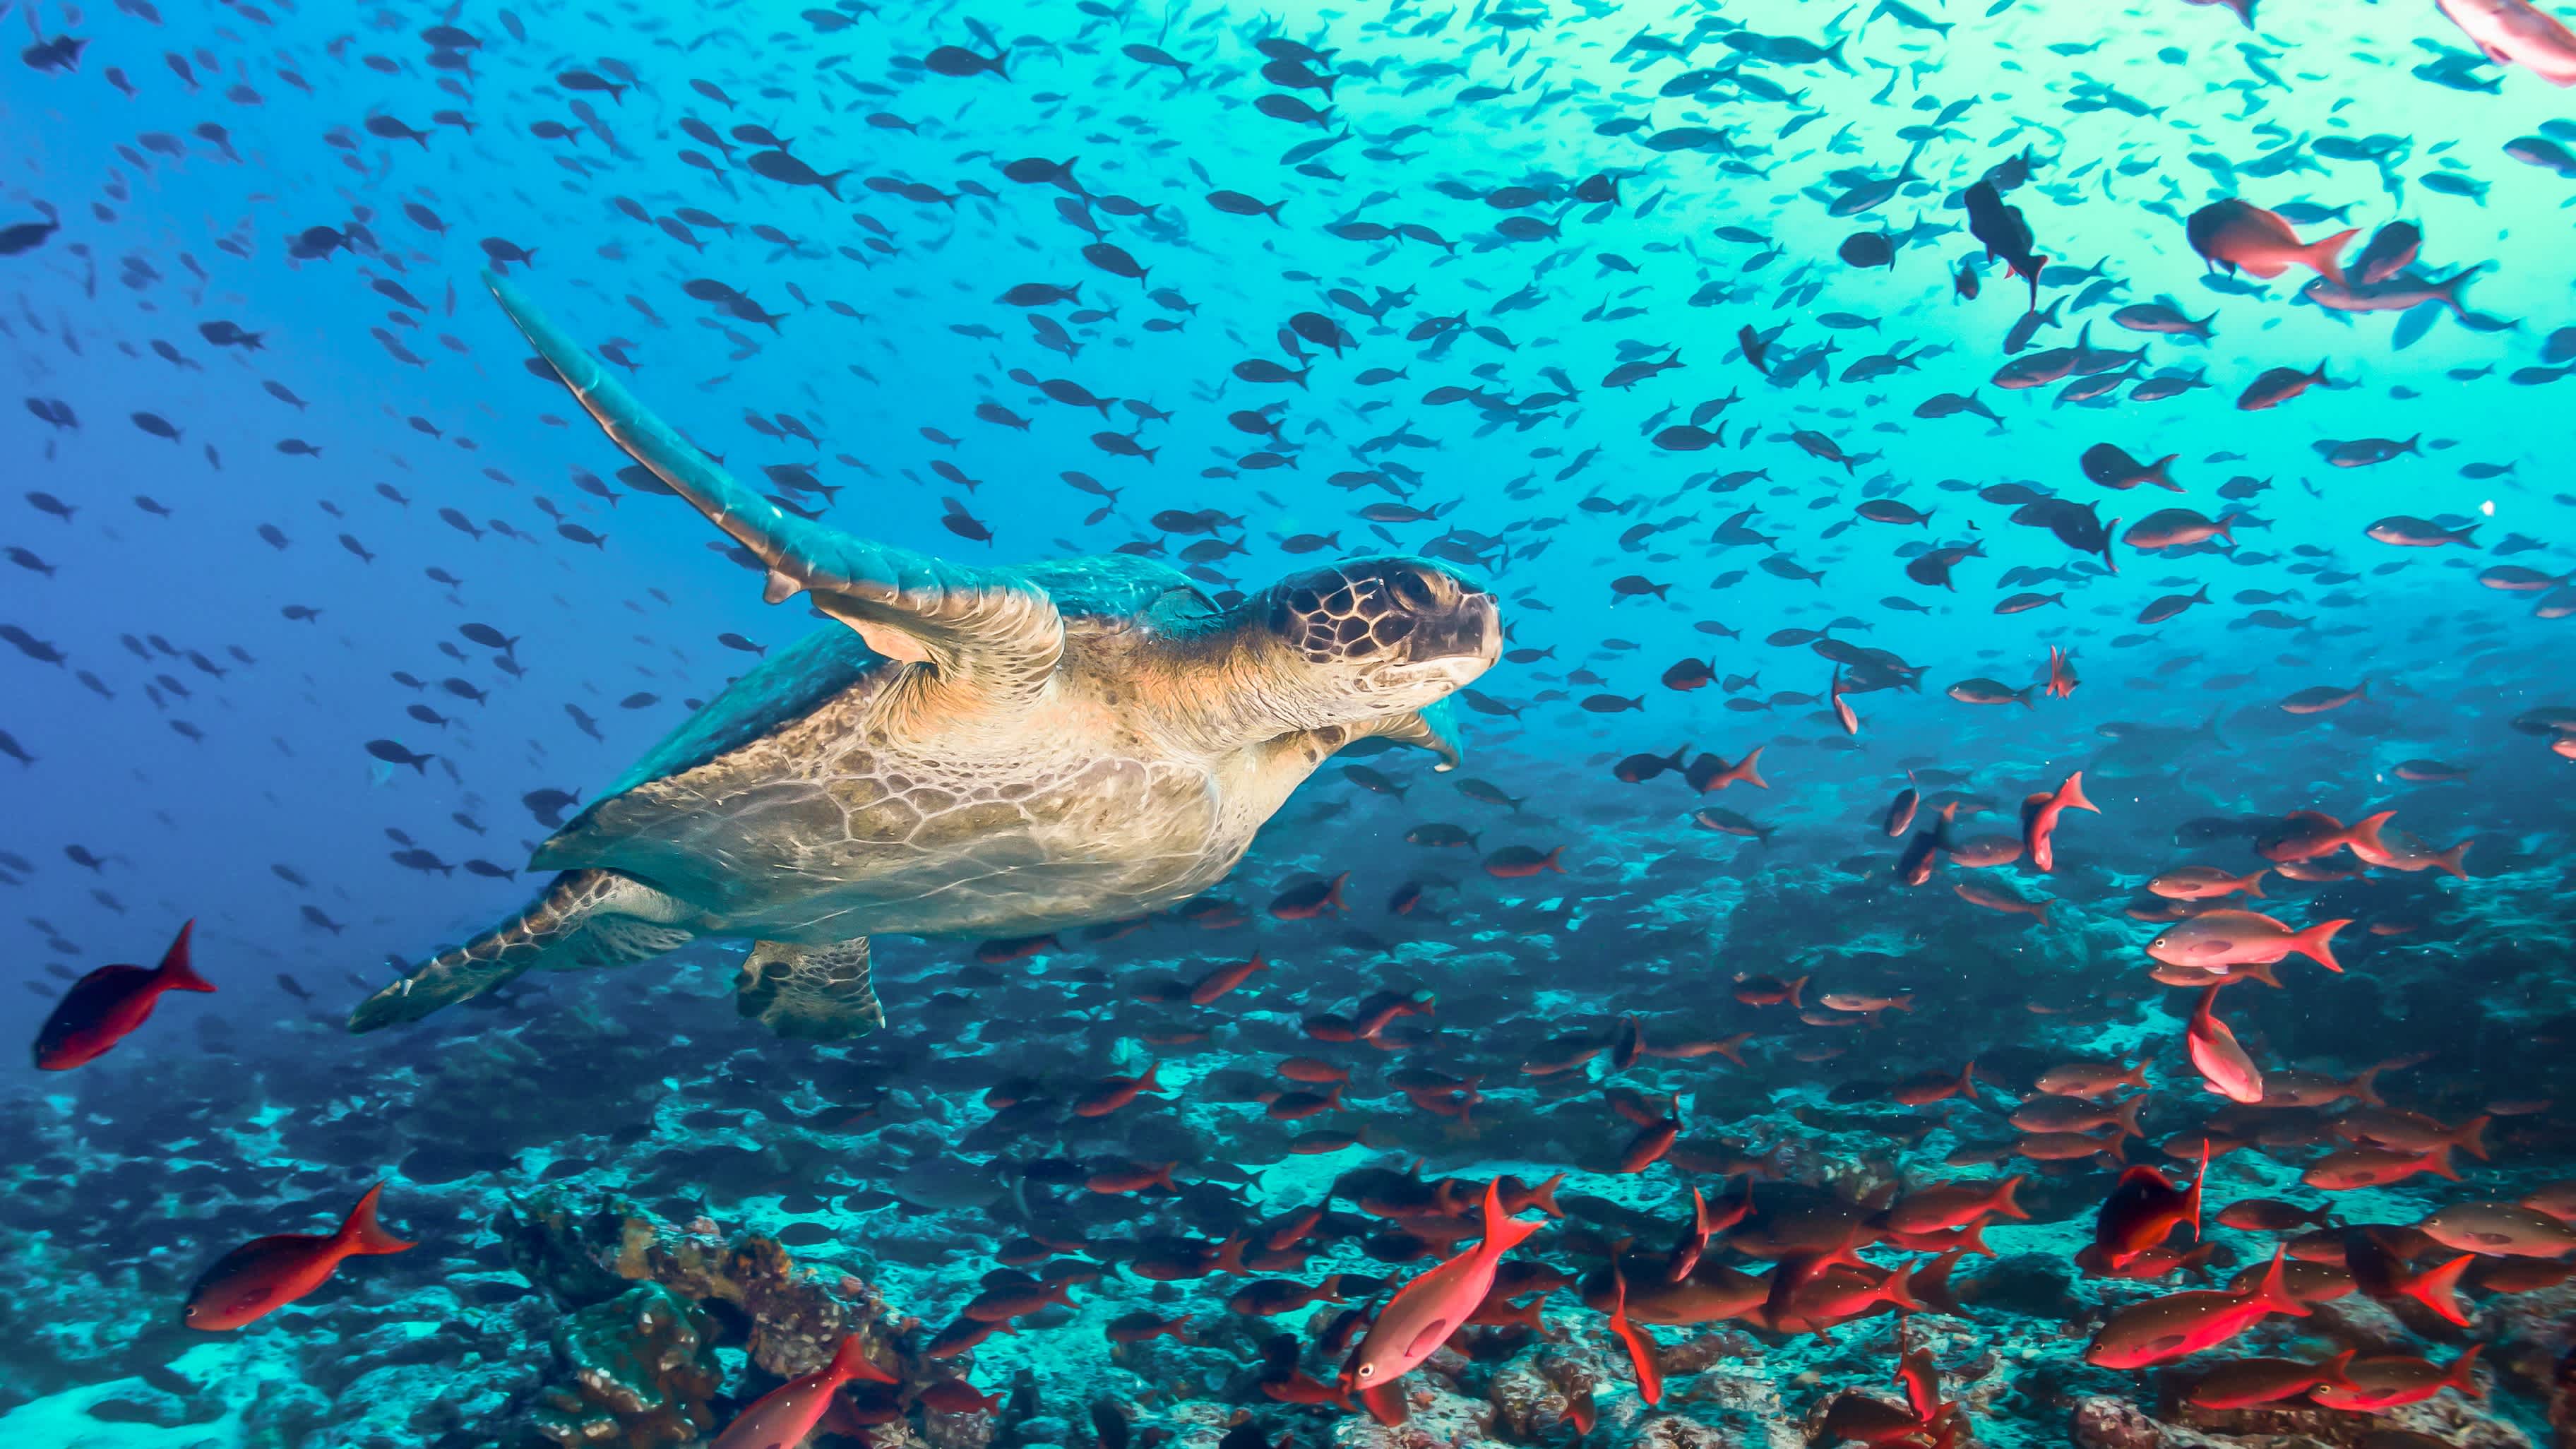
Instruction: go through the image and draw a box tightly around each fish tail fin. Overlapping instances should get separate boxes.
[1739,746,1767,789]
[2349,1062,2386,1107]
[1211,1233,1248,1275]
[1957,1059,1977,1100]
[2305,228,2358,287]
[2435,838,2472,879]
[1879,1260,1923,1311]
[1991,1173,2030,1221]
[2241,868,2267,899]
[2398,1253,2472,1326]
[2319,1348,2357,1387]
[339,1182,415,1256]
[2447,1342,2484,1396]
[1479,1179,1542,1256]
[157,920,215,992]
[2292,918,2349,973]
[1136,1061,1162,1095]
[828,1332,898,1385]
[2438,263,2481,316]
[2111,1096,2144,1139]
[2453,1113,2491,1162]
[1787,974,1807,1009]
[2253,1246,2308,1317]
[2426,1141,2461,1181]
[1542,846,1565,873]
[2186,1140,2207,1241]
[1914,1248,1967,1314]
[1530,1170,1568,1218]
[2060,771,2097,814]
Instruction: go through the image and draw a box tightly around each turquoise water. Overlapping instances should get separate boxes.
[4,0,2572,1445]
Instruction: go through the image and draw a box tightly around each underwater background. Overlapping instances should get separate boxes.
[4,0,2576,1445]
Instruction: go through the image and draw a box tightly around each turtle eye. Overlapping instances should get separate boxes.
[1391,568,1438,610]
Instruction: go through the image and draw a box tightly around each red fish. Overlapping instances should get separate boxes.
[2308,1345,2481,1412]
[35,920,213,1070]
[1688,747,1767,792]
[1257,1368,1352,1407]
[1341,1180,1540,1391]
[2044,644,2078,698]
[1734,974,1806,1008]
[1606,1262,1666,1406]
[2094,1144,2205,1270]
[974,933,1059,963]
[2187,985,2265,1104]
[1615,1097,1683,1174]
[1664,1186,1717,1282]
[2186,198,2355,285]
[712,1334,898,1449]
[2182,1351,2357,1410]
[1073,1061,1164,1117]
[1483,845,1565,878]
[917,1381,1002,1414]
[2255,809,2392,864]
[2019,772,2096,873]
[2082,1245,2308,1368]
[1269,873,1349,919]
[184,1182,415,1330]
[1105,1311,1193,1344]
[1883,783,1919,838]
[1187,949,1268,1005]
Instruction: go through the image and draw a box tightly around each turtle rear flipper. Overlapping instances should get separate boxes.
[347,869,695,1032]
[737,938,885,1040]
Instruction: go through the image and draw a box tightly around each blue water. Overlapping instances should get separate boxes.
[4,0,2573,1444]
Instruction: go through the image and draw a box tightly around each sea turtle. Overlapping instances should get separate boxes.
[347,273,1501,1041]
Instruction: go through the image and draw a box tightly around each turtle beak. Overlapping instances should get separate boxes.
[1424,585,1500,669]
[1388,561,1497,673]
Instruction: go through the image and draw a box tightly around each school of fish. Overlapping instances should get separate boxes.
[5,0,2576,1447]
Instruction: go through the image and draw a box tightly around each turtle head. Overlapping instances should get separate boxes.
[1150,556,1497,762]
[1247,554,1500,717]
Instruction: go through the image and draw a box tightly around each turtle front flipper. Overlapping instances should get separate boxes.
[737,938,886,1040]
[1355,698,1468,770]
[347,869,696,1032]
[483,271,1063,710]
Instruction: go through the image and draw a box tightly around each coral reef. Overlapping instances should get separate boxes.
[498,1190,888,1378]
[522,1282,722,1449]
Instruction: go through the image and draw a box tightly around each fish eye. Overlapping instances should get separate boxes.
[1355,1364,1376,1380]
